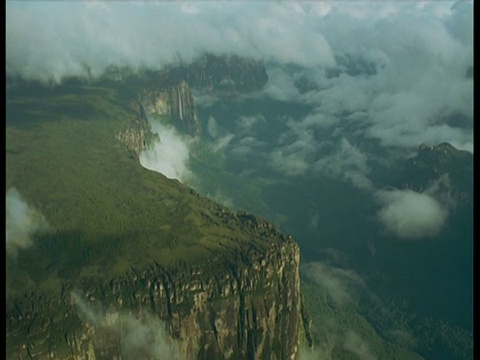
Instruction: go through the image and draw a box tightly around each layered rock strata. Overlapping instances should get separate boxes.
[6,216,304,360]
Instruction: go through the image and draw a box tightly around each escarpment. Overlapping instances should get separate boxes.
[114,53,270,144]
[6,58,309,359]
[114,79,200,158]
[115,103,159,157]
[6,211,304,359]
[138,80,201,137]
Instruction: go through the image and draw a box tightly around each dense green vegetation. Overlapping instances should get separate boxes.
[6,81,274,300]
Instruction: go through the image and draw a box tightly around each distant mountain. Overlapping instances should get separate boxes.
[364,142,473,359]
[401,142,473,207]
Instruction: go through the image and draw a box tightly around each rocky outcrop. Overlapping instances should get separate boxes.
[166,54,268,94]
[115,103,159,158]
[401,142,473,208]
[139,80,201,137]
[6,213,305,360]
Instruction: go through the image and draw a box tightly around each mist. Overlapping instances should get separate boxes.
[71,291,184,359]
[6,187,49,257]
[302,261,366,307]
[300,261,387,360]
[139,121,194,183]
[343,331,377,360]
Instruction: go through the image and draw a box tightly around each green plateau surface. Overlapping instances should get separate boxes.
[6,81,274,297]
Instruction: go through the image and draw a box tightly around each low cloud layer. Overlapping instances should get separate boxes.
[6,187,49,257]
[6,1,473,183]
[139,121,193,184]
[376,188,449,239]
[6,1,335,83]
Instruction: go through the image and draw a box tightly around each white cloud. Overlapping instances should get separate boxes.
[6,187,49,258]
[376,188,449,239]
[230,136,265,157]
[248,1,472,182]
[269,129,318,177]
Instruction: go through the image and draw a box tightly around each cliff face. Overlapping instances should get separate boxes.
[115,104,159,158]
[109,54,270,139]
[166,54,268,94]
[139,80,201,137]
[6,215,303,360]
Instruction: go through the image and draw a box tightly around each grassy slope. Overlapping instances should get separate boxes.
[5,81,269,298]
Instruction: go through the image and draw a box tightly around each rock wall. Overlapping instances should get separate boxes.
[401,142,473,208]
[6,225,304,360]
[115,104,159,158]
[139,80,201,137]
[166,54,268,94]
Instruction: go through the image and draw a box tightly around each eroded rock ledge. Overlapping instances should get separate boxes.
[7,230,303,359]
